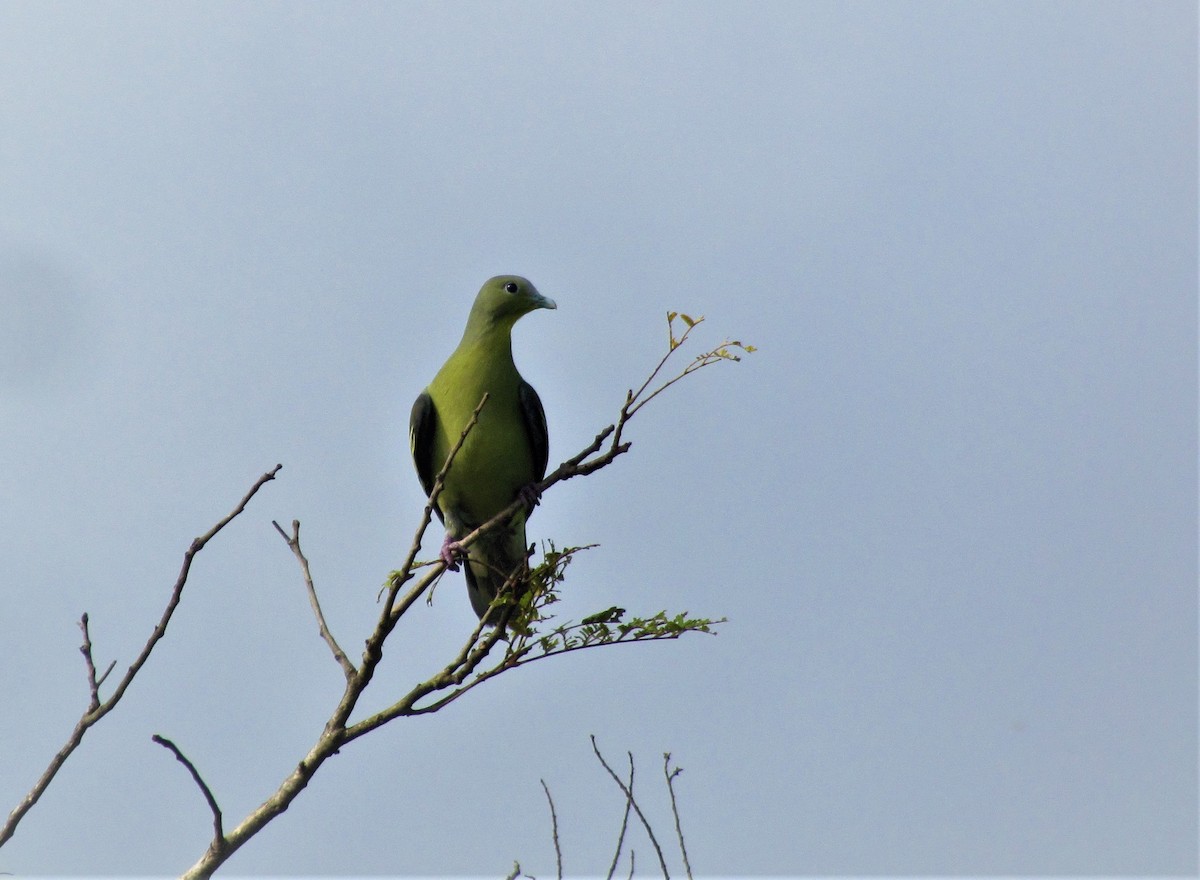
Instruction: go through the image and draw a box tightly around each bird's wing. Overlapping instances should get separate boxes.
[518,379,550,482]
[409,390,444,522]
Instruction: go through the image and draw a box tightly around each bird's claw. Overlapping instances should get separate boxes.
[440,535,463,572]
[518,482,542,511]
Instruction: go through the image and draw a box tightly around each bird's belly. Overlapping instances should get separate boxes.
[436,412,532,529]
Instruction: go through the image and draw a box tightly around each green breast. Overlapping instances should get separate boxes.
[427,338,535,528]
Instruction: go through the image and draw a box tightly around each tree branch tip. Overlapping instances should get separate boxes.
[96,660,116,687]
[152,734,225,847]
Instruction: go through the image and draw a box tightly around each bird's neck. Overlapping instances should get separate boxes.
[455,319,516,368]
[459,311,516,351]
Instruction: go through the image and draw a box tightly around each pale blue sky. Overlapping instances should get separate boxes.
[0,2,1195,875]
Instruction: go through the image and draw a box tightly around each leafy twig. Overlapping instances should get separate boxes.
[625,312,756,422]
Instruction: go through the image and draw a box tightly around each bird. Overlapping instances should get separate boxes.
[409,275,556,621]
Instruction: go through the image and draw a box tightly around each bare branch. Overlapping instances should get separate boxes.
[0,464,282,849]
[541,778,563,880]
[605,752,636,880]
[592,736,670,879]
[108,464,284,707]
[95,658,116,690]
[152,735,224,848]
[272,519,355,679]
[663,753,692,880]
[78,613,102,712]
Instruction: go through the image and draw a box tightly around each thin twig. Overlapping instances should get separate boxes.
[626,320,710,418]
[272,519,355,679]
[381,393,490,626]
[605,751,636,880]
[541,779,563,880]
[0,464,282,849]
[592,736,670,879]
[152,734,225,847]
[663,753,692,880]
[108,464,284,707]
[78,614,102,712]
[95,658,116,689]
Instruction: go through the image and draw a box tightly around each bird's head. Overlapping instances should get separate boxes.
[468,275,557,332]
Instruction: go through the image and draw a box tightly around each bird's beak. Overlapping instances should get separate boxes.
[534,293,557,310]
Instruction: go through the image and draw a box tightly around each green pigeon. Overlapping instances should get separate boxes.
[410,275,556,619]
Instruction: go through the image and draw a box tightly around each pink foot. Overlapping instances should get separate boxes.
[440,534,462,571]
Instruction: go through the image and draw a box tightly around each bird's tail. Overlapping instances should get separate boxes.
[463,519,532,624]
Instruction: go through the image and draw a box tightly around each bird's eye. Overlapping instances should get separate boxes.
[504,282,519,294]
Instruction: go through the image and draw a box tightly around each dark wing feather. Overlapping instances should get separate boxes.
[409,390,444,522]
[518,379,550,482]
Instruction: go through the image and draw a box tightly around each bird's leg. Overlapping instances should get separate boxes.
[518,482,542,512]
[439,533,463,571]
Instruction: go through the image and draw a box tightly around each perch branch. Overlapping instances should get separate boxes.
[383,392,490,624]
